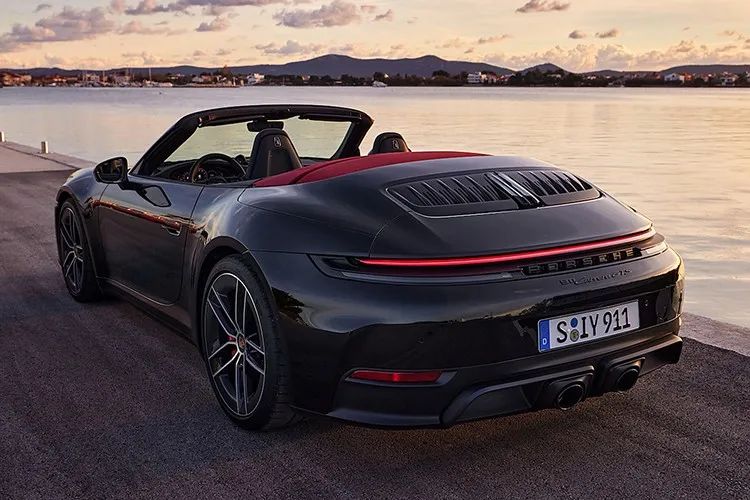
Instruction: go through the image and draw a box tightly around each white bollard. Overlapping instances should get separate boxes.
[40,141,49,154]
[0,131,5,142]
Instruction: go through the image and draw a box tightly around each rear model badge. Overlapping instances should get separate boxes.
[559,268,632,286]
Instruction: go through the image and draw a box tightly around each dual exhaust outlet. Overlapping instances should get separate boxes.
[547,359,643,411]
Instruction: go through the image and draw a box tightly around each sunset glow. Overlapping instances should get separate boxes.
[1,0,748,71]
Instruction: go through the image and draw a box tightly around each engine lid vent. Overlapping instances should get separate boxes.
[506,170,596,206]
[388,169,598,215]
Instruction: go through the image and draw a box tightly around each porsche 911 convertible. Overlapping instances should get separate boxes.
[55,104,684,429]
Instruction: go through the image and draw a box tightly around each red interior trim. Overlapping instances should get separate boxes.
[254,151,484,187]
[358,228,656,268]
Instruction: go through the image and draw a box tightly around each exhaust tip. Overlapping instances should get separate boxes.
[615,367,640,392]
[555,383,585,410]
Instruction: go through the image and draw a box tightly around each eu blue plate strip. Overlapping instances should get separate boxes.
[538,320,550,352]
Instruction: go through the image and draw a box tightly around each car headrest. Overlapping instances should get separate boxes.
[247,129,303,180]
[369,132,411,155]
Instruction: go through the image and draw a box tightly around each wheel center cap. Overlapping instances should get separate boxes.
[236,334,246,352]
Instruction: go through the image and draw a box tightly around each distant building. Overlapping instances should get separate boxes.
[719,74,738,86]
[112,74,132,86]
[1,73,32,86]
[467,72,484,84]
[246,73,265,85]
[664,73,686,83]
[467,71,502,84]
[484,71,500,84]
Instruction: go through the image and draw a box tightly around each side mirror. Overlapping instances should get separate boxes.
[94,157,128,184]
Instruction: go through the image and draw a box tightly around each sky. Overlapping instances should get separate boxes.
[0,0,749,72]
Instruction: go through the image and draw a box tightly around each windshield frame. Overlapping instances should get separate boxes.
[131,104,373,177]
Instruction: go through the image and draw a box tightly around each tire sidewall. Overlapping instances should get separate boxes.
[58,199,98,301]
[200,254,282,428]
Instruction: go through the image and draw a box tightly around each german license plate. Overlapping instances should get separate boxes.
[538,301,640,352]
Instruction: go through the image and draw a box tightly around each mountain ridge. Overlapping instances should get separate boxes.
[0,54,514,79]
[2,55,748,79]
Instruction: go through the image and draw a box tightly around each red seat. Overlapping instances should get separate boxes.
[253,151,485,187]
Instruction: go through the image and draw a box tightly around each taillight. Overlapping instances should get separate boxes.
[349,369,443,384]
[357,228,656,268]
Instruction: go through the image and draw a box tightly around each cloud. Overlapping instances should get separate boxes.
[373,9,394,22]
[193,49,206,56]
[477,35,511,44]
[0,6,115,52]
[121,50,167,65]
[215,48,234,56]
[42,53,111,68]
[125,0,173,15]
[516,1,571,13]
[486,39,749,72]
[720,30,745,41]
[203,5,232,16]
[119,20,182,35]
[255,39,324,55]
[196,16,230,31]
[110,0,127,14]
[568,30,587,39]
[273,0,361,28]
[596,28,620,39]
[34,3,52,13]
[125,0,286,16]
[441,38,465,49]
[359,4,376,13]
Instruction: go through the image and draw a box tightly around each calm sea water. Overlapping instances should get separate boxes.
[1,87,749,327]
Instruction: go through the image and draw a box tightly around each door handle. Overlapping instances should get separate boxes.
[161,224,181,236]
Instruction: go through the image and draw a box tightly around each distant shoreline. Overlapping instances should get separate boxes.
[2,84,749,89]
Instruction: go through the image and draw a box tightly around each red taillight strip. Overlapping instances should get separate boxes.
[358,228,656,268]
[350,370,443,383]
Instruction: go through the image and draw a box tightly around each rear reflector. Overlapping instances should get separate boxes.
[357,228,655,268]
[349,370,443,383]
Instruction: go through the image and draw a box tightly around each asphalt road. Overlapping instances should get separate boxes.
[1,170,748,500]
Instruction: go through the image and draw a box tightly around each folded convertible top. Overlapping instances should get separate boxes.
[253,151,485,187]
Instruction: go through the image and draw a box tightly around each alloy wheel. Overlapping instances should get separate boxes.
[203,272,266,417]
[59,207,85,293]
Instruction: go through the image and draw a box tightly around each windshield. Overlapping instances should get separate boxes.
[166,117,351,163]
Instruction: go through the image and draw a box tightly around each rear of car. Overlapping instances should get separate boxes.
[242,154,684,427]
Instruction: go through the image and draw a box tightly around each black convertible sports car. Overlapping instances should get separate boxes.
[56,104,684,429]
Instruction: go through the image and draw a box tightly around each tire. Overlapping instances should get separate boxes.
[200,254,299,430]
[58,199,101,302]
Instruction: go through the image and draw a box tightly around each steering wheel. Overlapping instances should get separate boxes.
[189,153,245,183]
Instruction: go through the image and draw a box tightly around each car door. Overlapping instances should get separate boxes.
[97,176,203,304]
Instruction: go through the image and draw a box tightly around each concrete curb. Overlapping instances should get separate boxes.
[681,313,750,357]
[0,141,95,170]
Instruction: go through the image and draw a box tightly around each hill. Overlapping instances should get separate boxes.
[3,56,749,80]
[0,55,514,79]
[659,64,750,75]
[519,63,567,74]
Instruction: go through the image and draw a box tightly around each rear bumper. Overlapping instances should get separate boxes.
[254,247,684,426]
[326,321,682,427]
